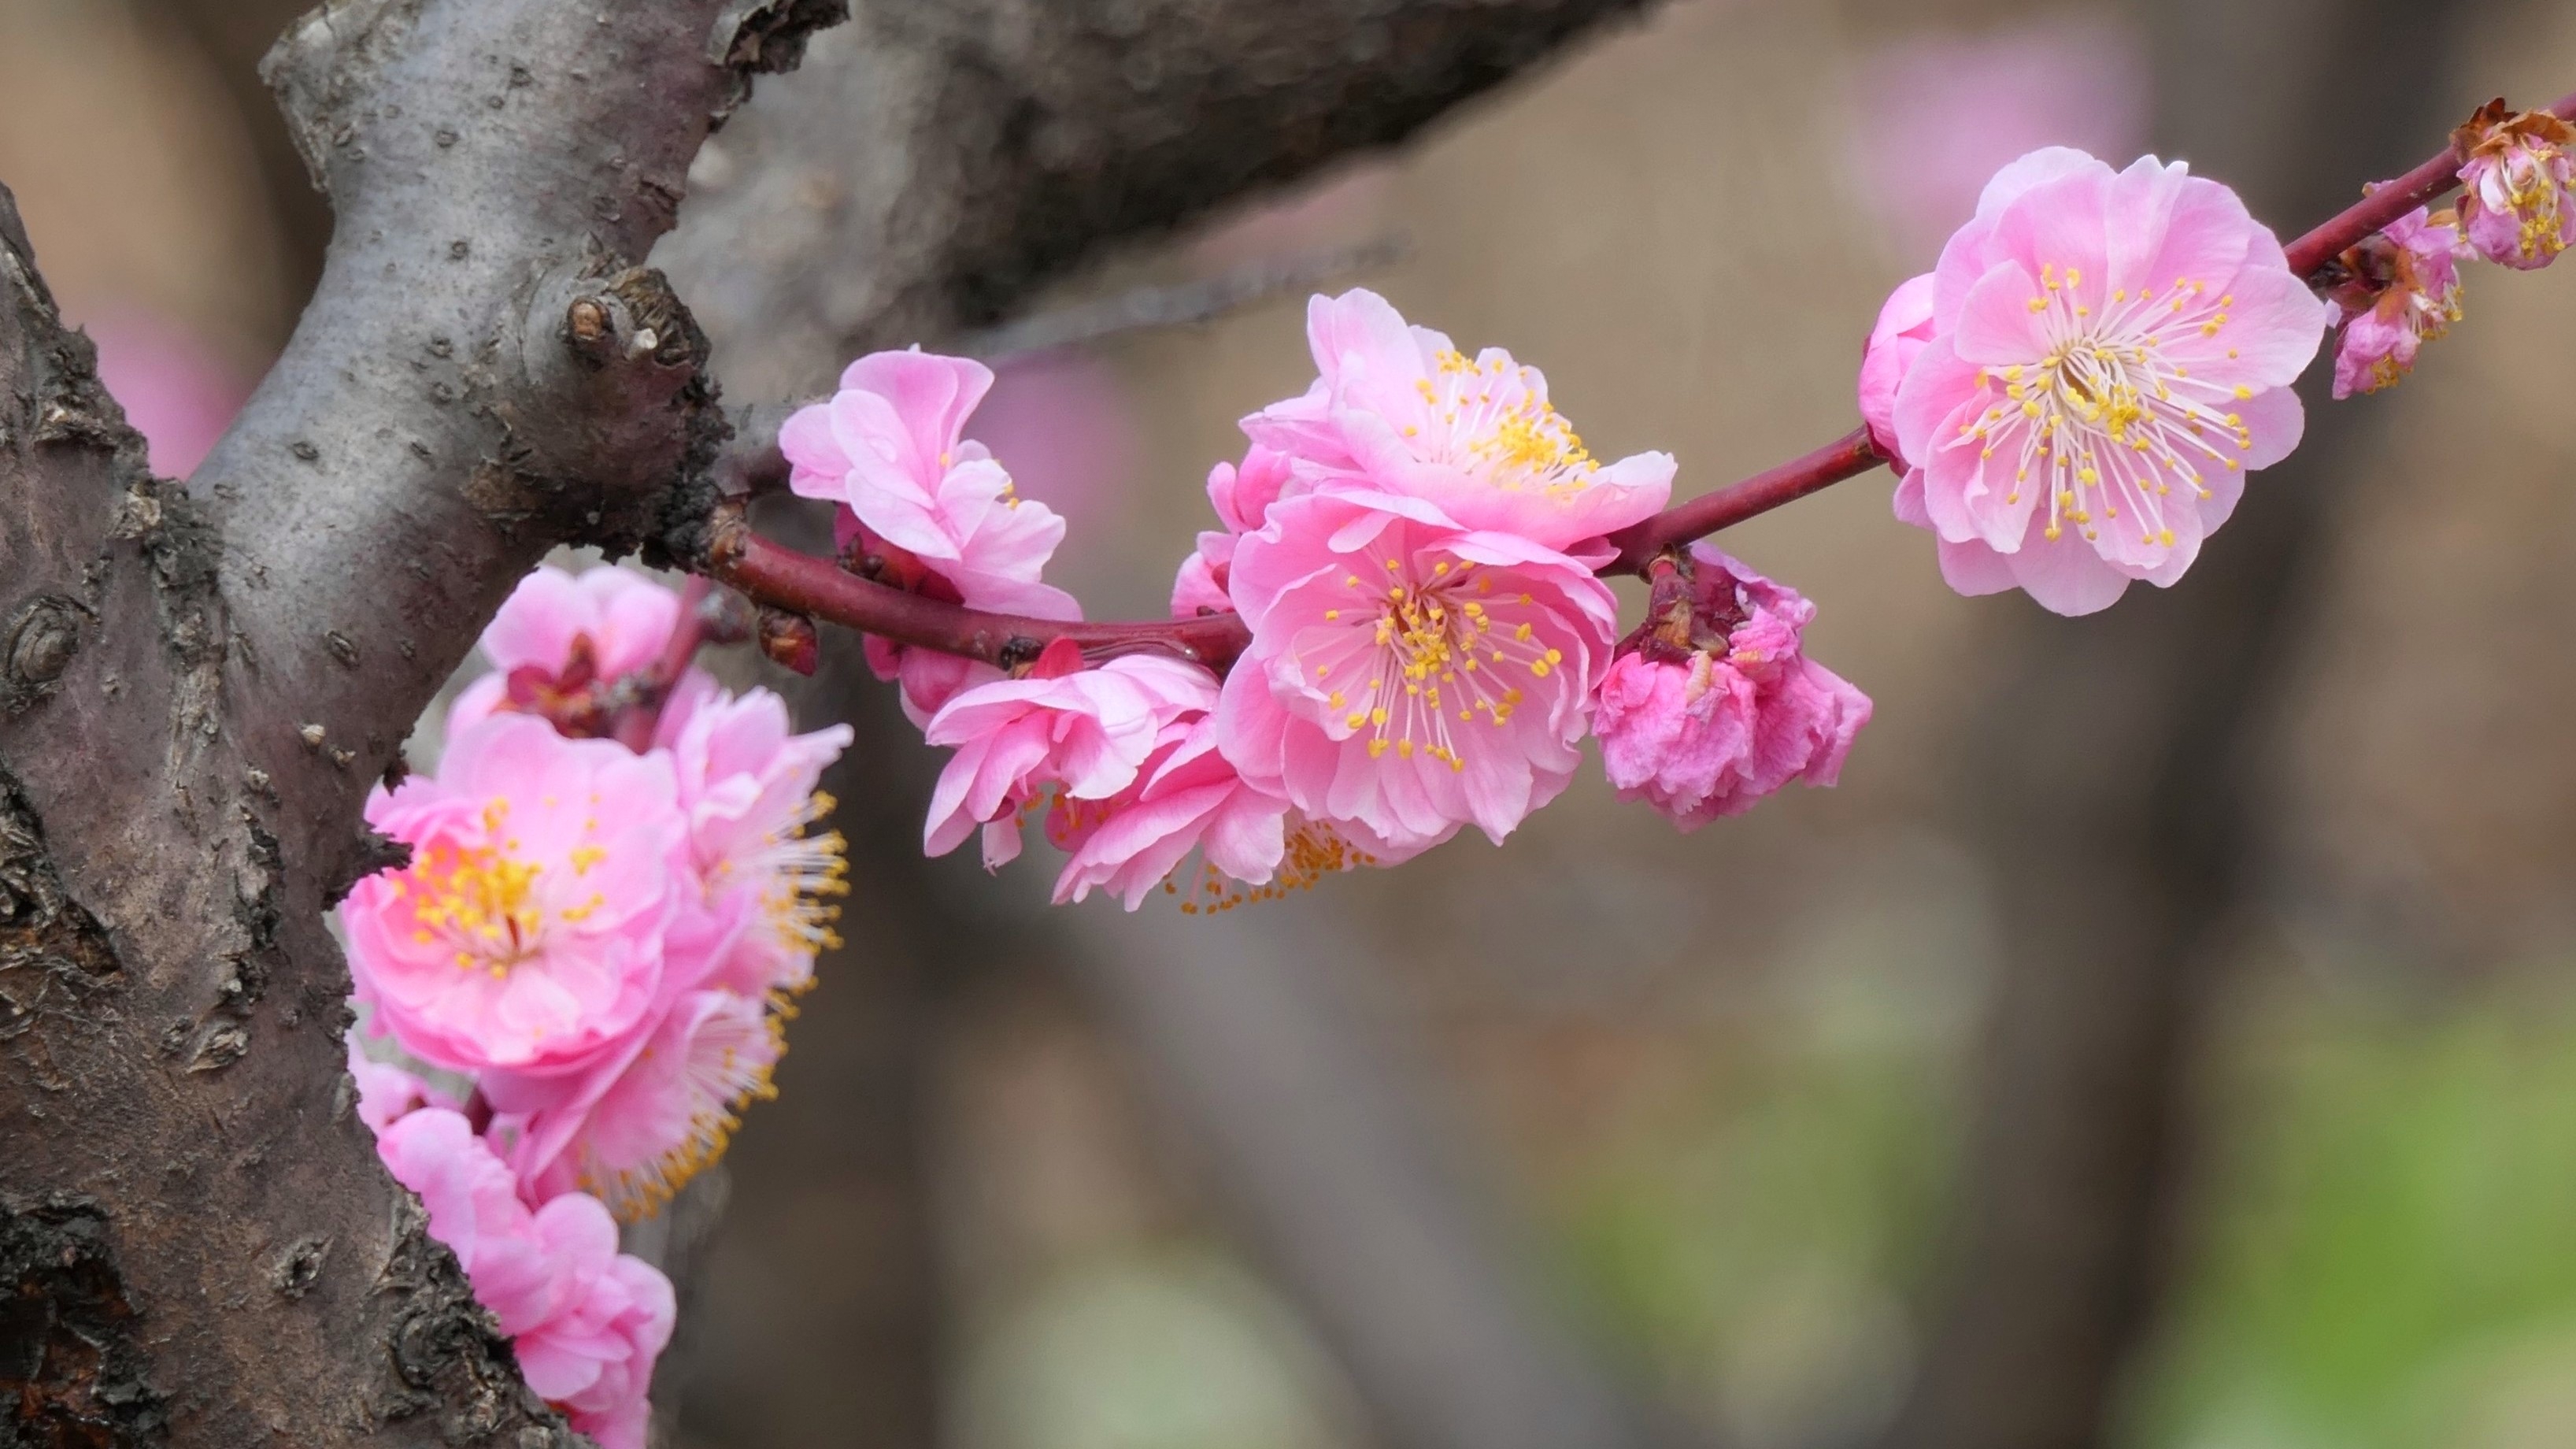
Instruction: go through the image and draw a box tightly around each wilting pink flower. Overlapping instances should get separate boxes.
[782,347,1079,618]
[2456,102,2576,270]
[348,1043,457,1134]
[1243,289,1673,558]
[1594,546,1871,827]
[450,565,701,738]
[492,990,781,1221]
[1858,273,1938,461]
[1171,445,1294,617]
[373,1110,674,1449]
[344,714,685,1078]
[1886,147,2332,615]
[2331,206,2467,399]
[923,653,1219,869]
[662,687,851,998]
[1216,490,1616,856]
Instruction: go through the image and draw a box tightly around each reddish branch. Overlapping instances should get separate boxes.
[700,89,2576,676]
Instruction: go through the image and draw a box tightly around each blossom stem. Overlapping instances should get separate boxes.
[1601,427,1885,575]
[705,504,1257,669]
[699,87,2576,673]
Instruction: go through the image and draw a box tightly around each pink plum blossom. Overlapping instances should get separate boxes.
[343,714,685,1079]
[922,653,1218,869]
[1593,546,1871,828]
[1242,288,1674,559]
[782,348,1079,616]
[449,565,701,738]
[1858,273,1937,462]
[784,347,1082,726]
[1216,490,1617,856]
[2456,102,2575,270]
[1171,444,1294,617]
[373,1110,673,1449]
[1886,147,2333,615]
[662,687,852,998]
[2331,206,2467,399]
[490,989,782,1221]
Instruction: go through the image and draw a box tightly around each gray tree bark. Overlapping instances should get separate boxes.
[0,0,1662,1442]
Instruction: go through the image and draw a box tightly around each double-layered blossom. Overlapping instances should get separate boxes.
[2331,206,2467,398]
[344,715,686,1079]
[783,347,1080,723]
[373,1110,673,1449]
[1242,289,1675,561]
[2456,102,2576,270]
[1216,491,1621,856]
[921,653,1217,868]
[1593,546,1871,828]
[1206,290,1669,854]
[1873,147,2333,615]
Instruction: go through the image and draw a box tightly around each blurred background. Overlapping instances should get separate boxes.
[9,0,2576,1446]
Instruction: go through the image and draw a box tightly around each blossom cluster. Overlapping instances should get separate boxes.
[780,293,1871,907]
[342,565,853,1447]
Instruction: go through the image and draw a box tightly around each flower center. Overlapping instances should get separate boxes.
[1956,261,2260,550]
[1411,348,1597,495]
[394,799,602,976]
[1310,558,1564,771]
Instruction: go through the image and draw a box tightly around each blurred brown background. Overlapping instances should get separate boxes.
[13,0,2576,1447]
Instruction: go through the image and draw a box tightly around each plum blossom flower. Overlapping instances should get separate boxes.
[372,1110,673,1449]
[491,989,782,1220]
[661,687,852,999]
[1242,288,1675,559]
[1046,703,1381,911]
[2331,206,2467,399]
[343,714,686,1079]
[1171,444,1293,617]
[1884,147,2333,615]
[784,348,1082,724]
[1593,546,1871,828]
[449,565,705,739]
[922,652,1219,869]
[2455,101,2576,270]
[1216,490,1619,856]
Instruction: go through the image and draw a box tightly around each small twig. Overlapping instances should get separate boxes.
[1603,428,1885,575]
[707,508,1255,669]
[954,237,1408,359]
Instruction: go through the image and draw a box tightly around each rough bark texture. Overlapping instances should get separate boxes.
[657,0,1657,398]
[0,0,849,1440]
[1875,2,2482,1447]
